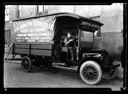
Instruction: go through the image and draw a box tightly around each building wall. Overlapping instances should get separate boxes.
[100,4,123,55]
[5,5,17,45]
[9,5,18,20]
[45,5,61,14]
[19,5,37,18]
[5,4,123,59]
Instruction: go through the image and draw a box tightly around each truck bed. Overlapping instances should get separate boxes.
[13,43,53,56]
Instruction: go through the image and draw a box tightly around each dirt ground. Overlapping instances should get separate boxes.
[4,60,123,91]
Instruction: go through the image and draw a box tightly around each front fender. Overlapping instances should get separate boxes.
[77,57,102,74]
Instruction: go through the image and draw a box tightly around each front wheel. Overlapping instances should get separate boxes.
[102,61,118,80]
[79,60,102,85]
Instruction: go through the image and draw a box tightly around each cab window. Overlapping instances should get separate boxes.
[80,30,93,42]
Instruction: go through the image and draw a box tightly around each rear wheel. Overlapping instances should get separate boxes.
[21,56,32,72]
[79,60,102,85]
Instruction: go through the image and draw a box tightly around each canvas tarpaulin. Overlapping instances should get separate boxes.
[13,16,56,44]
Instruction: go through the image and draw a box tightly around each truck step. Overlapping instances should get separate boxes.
[53,63,66,67]
[52,63,78,70]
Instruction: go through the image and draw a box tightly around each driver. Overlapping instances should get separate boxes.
[64,32,75,61]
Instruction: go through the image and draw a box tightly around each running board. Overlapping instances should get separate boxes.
[53,63,66,67]
[53,63,78,70]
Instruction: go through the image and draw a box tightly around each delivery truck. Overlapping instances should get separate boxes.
[6,12,120,85]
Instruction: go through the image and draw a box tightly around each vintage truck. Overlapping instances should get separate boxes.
[6,12,120,85]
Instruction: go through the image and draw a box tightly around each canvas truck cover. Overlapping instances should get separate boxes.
[12,16,55,44]
[12,13,103,44]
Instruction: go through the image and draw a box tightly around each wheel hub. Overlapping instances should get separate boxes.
[83,65,98,81]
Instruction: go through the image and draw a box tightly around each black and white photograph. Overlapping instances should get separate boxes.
[3,3,127,91]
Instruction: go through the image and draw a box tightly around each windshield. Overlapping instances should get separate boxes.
[80,30,93,42]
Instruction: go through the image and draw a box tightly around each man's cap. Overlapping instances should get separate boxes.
[67,32,71,34]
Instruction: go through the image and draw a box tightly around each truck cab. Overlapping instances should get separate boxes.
[52,13,103,63]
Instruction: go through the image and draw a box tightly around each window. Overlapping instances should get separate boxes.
[37,5,48,15]
[81,31,93,42]
[17,5,22,18]
[5,30,11,45]
[38,5,43,13]
[5,6,9,21]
